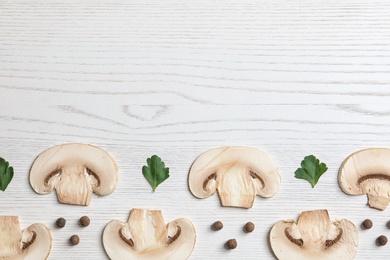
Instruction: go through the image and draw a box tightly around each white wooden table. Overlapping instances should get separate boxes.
[1,0,390,259]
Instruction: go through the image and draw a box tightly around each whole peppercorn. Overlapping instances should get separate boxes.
[377,235,388,246]
[386,220,390,229]
[244,222,255,233]
[79,216,90,227]
[225,239,237,250]
[211,221,223,231]
[70,235,80,246]
[361,219,373,229]
[56,218,66,228]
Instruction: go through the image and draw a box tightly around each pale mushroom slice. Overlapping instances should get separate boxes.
[30,143,118,206]
[270,210,358,260]
[188,146,280,208]
[339,148,390,210]
[0,216,52,260]
[103,209,196,260]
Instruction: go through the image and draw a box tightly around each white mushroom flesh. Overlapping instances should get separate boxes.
[103,209,196,260]
[218,164,256,207]
[30,143,118,206]
[0,216,52,260]
[55,166,93,206]
[189,146,280,208]
[0,217,21,257]
[339,148,390,210]
[270,210,358,260]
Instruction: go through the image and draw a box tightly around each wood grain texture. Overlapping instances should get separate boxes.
[1,0,390,259]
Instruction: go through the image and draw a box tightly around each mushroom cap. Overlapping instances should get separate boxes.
[188,146,280,208]
[102,209,196,260]
[29,143,118,205]
[0,216,52,260]
[270,210,358,260]
[338,148,390,210]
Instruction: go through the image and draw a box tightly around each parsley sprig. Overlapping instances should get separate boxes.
[0,157,14,191]
[142,155,169,192]
[294,155,328,188]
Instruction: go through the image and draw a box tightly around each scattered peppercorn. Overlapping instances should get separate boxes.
[225,239,237,250]
[361,219,373,229]
[244,222,255,233]
[377,235,388,246]
[211,221,223,231]
[70,235,80,246]
[56,218,66,228]
[386,220,390,229]
[79,216,90,227]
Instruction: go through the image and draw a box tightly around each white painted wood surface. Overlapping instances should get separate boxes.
[1,0,390,259]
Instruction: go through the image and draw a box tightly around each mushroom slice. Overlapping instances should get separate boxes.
[0,216,52,260]
[270,210,358,260]
[188,146,280,208]
[338,148,390,210]
[29,143,118,206]
[103,209,196,260]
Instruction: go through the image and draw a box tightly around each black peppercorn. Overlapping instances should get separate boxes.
[70,235,80,246]
[244,222,255,233]
[361,219,373,229]
[225,239,237,249]
[79,216,90,227]
[211,221,223,231]
[377,235,388,246]
[56,218,66,228]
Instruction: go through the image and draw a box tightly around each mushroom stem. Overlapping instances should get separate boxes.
[367,194,390,210]
[55,166,93,206]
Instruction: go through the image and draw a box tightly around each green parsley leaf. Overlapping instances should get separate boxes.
[0,157,14,191]
[142,155,169,192]
[294,155,328,188]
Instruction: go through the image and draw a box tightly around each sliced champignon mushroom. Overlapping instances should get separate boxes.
[29,143,118,206]
[338,148,390,210]
[0,216,52,260]
[270,210,358,260]
[103,209,196,260]
[188,146,280,208]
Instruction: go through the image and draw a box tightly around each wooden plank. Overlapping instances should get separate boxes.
[1,1,390,259]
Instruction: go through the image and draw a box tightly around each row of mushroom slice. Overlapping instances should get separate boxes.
[28,144,283,208]
[106,208,360,260]
[0,209,195,260]
[0,209,358,260]
[28,144,390,211]
[104,209,359,260]
[190,146,390,210]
